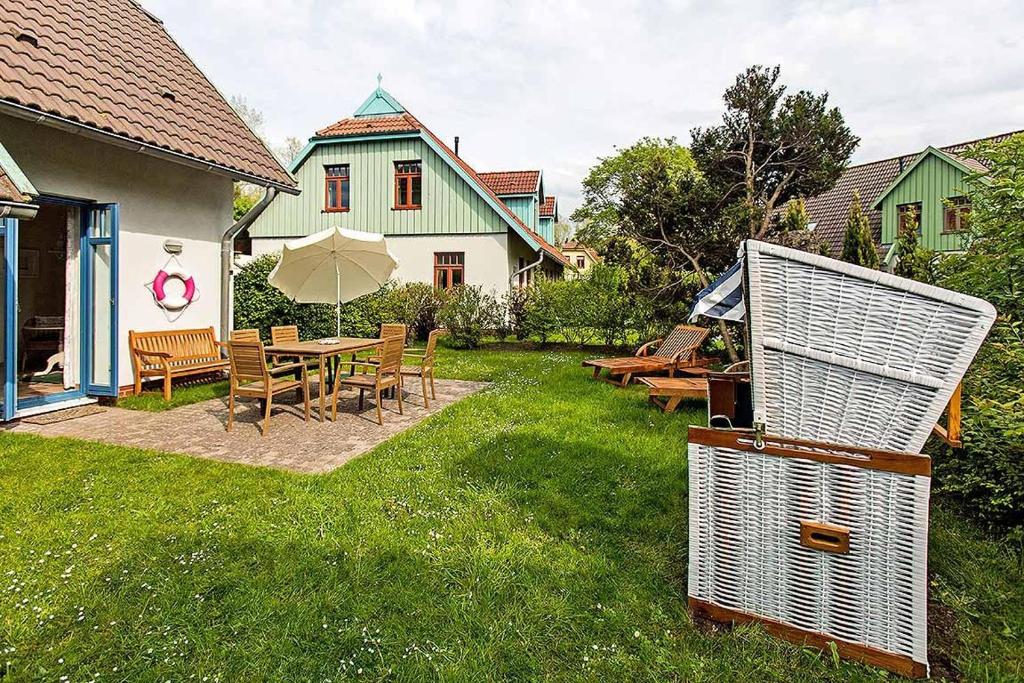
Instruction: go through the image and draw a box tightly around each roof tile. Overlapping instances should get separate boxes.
[0,167,26,202]
[0,0,295,189]
[478,171,540,196]
[803,130,1022,253]
[540,195,557,218]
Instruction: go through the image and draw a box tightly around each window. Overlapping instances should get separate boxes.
[434,252,464,290]
[897,202,922,236]
[943,196,971,233]
[394,160,422,210]
[324,164,350,212]
[576,256,585,268]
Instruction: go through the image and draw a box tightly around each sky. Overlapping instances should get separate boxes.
[144,0,1024,219]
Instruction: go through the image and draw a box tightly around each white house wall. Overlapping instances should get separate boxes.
[0,114,234,390]
[252,232,516,297]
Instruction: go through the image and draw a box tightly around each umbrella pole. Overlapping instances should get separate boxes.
[336,261,341,337]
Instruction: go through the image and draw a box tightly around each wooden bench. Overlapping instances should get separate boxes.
[129,327,230,400]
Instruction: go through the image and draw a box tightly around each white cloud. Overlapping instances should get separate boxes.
[145,0,1024,217]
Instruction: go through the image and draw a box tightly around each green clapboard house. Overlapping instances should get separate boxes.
[248,82,566,293]
[800,130,1020,267]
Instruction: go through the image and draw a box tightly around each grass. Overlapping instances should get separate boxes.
[1,348,1022,681]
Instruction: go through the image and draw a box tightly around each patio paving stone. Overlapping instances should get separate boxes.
[6,379,488,474]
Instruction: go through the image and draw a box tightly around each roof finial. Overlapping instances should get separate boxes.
[377,73,383,91]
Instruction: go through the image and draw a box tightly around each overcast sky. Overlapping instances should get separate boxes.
[145,0,1024,218]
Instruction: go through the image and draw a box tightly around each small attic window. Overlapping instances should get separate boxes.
[16,30,39,47]
[161,90,176,103]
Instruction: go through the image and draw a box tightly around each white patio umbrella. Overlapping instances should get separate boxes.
[268,227,398,335]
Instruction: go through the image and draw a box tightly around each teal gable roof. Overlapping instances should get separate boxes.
[353,78,406,118]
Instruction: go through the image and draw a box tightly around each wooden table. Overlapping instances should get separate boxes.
[264,337,382,421]
[637,376,709,413]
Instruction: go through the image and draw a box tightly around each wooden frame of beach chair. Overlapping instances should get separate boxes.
[582,324,711,387]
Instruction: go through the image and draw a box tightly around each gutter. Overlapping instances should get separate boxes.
[0,100,300,195]
[220,187,277,341]
[0,200,39,220]
[510,251,544,291]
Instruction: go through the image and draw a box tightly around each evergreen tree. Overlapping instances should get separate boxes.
[892,206,934,282]
[841,191,879,268]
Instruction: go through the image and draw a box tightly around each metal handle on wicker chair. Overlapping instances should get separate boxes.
[800,521,850,554]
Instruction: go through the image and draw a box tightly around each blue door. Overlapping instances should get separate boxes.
[82,204,119,397]
[1,218,15,420]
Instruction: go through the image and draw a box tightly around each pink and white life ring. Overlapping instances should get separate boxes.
[152,263,197,311]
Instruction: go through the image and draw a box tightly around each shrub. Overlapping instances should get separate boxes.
[501,287,529,341]
[437,285,500,348]
[386,282,445,341]
[233,254,335,340]
[521,279,560,343]
[933,133,1024,535]
[582,264,631,345]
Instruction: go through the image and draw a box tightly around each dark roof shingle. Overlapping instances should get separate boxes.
[0,0,295,189]
[804,130,1021,253]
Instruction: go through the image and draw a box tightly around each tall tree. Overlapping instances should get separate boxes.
[691,65,859,241]
[276,136,305,167]
[840,191,879,268]
[572,137,740,359]
[891,206,934,281]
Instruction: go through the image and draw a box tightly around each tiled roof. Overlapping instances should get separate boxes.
[315,113,420,138]
[0,167,26,202]
[310,112,568,266]
[540,195,557,218]
[0,0,296,190]
[478,171,540,196]
[803,130,1021,253]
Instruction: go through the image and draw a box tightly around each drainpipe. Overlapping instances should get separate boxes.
[510,251,544,291]
[0,201,39,220]
[220,187,277,341]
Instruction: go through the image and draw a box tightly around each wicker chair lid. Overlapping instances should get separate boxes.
[743,240,996,453]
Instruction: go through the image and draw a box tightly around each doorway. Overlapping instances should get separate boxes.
[1,198,119,420]
[16,201,80,404]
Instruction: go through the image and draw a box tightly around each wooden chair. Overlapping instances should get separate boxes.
[582,324,711,387]
[226,339,310,436]
[230,328,261,342]
[332,335,404,425]
[270,325,300,346]
[400,329,443,408]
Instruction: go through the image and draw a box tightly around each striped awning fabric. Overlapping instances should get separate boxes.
[689,260,745,322]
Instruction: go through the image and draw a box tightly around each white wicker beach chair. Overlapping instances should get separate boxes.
[743,240,996,454]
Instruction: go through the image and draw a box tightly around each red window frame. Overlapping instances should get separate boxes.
[897,202,922,236]
[576,256,585,268]
[434,252,464,291]
[324,164,350,212]
[394,160,422,210]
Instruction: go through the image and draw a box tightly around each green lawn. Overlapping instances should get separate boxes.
[1,348,1022,681]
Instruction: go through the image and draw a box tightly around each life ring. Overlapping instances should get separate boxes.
[152,264,197,311]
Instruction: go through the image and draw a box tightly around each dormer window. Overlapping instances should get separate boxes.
[324,164,350,212]
[394,160,422,210]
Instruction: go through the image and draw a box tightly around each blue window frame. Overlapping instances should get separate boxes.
[1,218,15,421]
[82,204,119,396]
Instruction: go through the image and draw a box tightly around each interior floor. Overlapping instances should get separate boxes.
[16,201,77,402]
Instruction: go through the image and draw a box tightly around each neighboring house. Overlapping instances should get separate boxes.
[538,196,559,244]
[802,130,1020,265]
[249,84,567,293]
[0,0,297,420]
[561,240,601,279]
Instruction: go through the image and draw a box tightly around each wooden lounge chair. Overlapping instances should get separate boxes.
[582,324,711,387]
[400,329,442,409]
[638,376,709,413]
[332,335,404,425]
[226,339,310,436]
